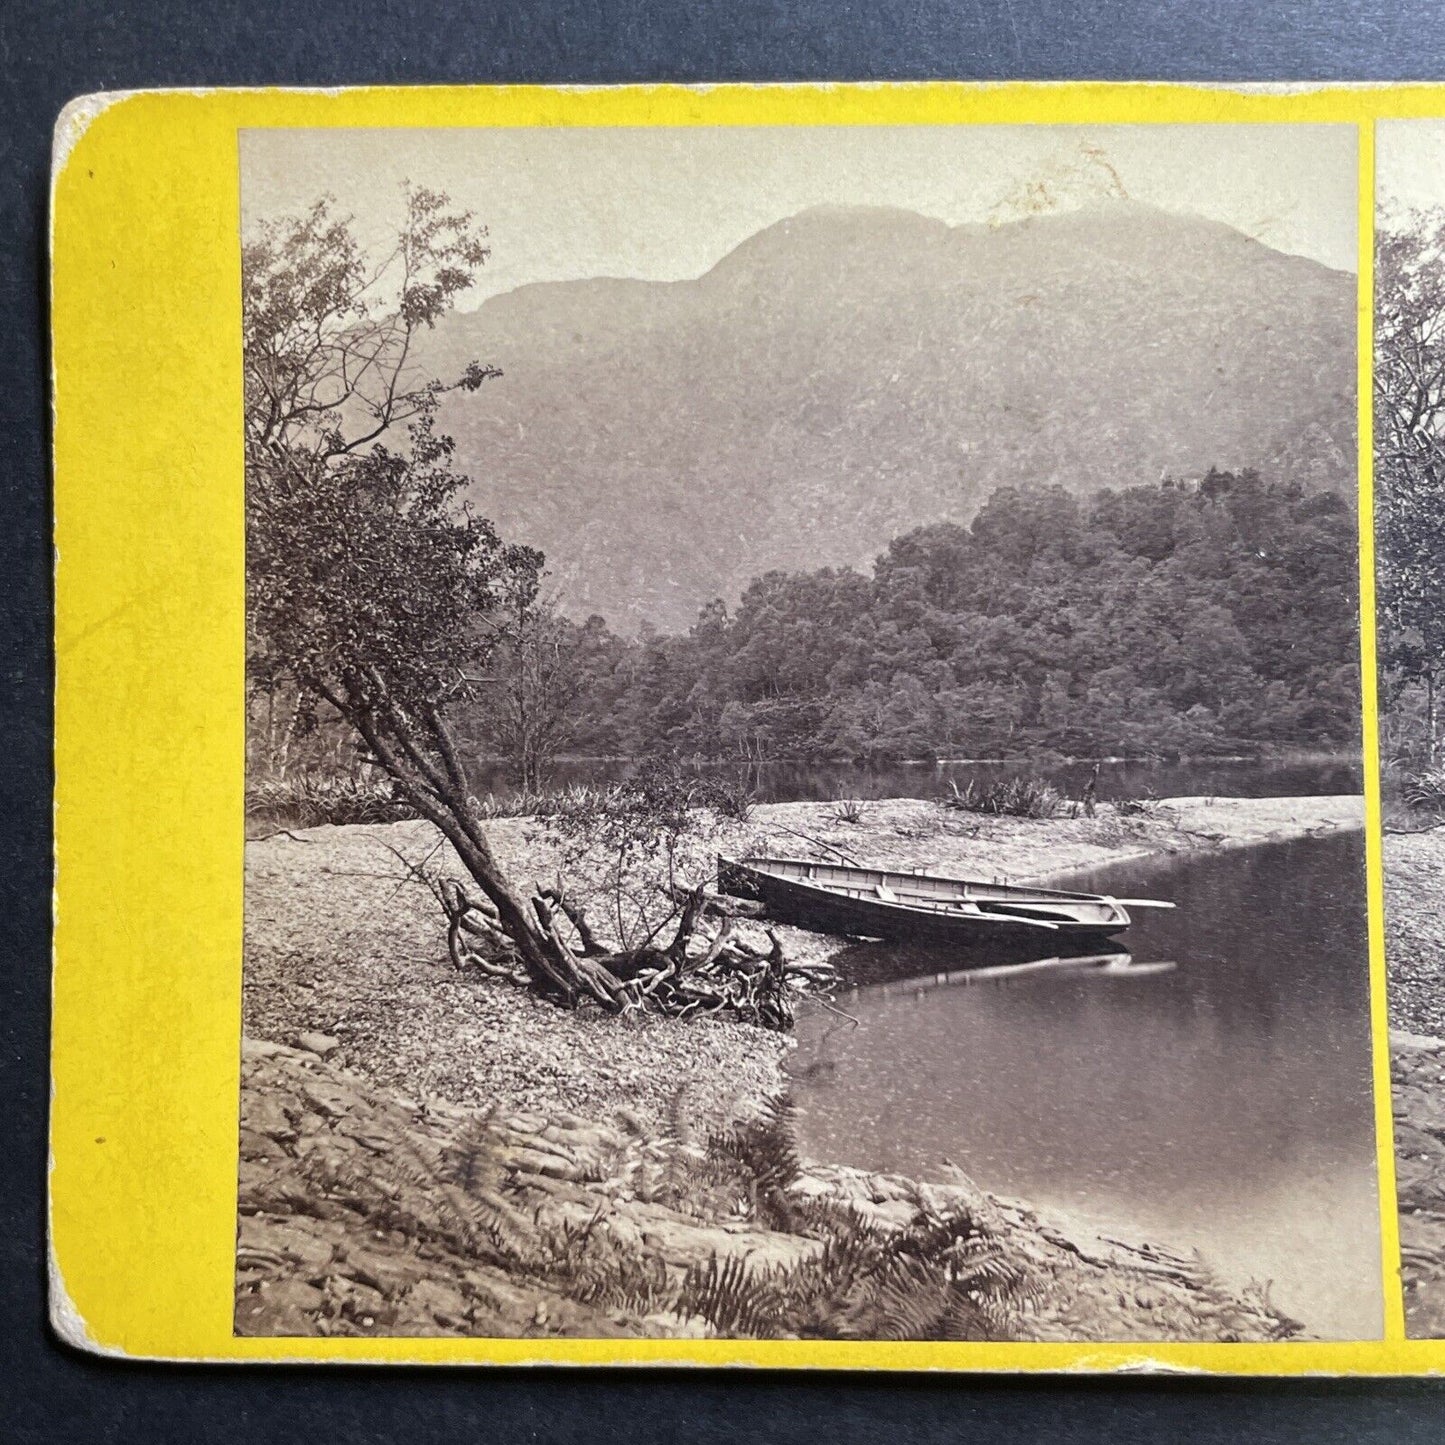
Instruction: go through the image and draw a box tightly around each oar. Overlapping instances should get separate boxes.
[961,903,1060,931]
[1106,897,1176,909]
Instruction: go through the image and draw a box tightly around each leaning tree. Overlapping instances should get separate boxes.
[243,188,800,1022]
[243,186,641,1007]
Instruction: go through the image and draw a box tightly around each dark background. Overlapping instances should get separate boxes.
[6,2,1445,1440]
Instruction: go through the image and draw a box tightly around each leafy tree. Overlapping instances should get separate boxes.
[465,586,593,791]
[244,189,622,1007]
[1375,209,1445,762]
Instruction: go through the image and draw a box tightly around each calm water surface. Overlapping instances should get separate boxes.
[787,832,1382,1339]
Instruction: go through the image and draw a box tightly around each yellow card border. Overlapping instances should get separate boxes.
[46,80,1442,1372]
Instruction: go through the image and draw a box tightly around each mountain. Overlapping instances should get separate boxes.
[412,201,1356,633]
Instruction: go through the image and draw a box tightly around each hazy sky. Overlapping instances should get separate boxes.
[1378,118,1445,216]
[241,124,1359,299]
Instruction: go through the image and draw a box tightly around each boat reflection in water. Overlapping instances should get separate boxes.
[865,950,1176,1000]
[792,944,1175,1090]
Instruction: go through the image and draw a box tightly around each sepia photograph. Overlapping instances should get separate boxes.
[1376,117,1445,1340]
[233,123,1381,1343]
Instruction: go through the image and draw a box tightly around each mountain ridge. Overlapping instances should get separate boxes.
[411,201,1356,632]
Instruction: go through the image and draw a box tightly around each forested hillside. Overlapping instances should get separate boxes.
[457,471,1361,764]
[417,202,1356,632]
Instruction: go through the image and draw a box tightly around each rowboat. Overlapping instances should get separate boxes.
[716,854,1173,944]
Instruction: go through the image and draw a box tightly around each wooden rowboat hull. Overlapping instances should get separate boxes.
[717,855,1131,945]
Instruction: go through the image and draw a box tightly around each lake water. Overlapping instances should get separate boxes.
[786,830,1383,1340]
[470,754,1361,806]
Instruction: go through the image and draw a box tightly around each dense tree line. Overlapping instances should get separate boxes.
[1376,209,1445,766]
[461,471,1361,766]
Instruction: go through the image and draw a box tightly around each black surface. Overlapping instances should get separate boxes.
[7,1,1445,1440]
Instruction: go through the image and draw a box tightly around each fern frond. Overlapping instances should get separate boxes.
[677,1253,786,1339]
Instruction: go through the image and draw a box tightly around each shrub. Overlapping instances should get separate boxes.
[492,765,755,825]
[700,771,758,823]
[322,1090,1037,1340]
[1115,793,1161,818]
[245,771,414,829]
[831,798,866,825]
[474,782,613,820]
[939,775,1061,819]
[1403,763,1445,815]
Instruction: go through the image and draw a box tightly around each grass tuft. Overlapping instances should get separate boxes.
[939,775,1061,819]
[246,772,414,829]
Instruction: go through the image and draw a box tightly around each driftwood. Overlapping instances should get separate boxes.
[437,876,831,1030]
[762,820,864,866]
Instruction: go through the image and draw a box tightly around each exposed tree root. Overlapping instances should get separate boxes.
[438,877,831,1030]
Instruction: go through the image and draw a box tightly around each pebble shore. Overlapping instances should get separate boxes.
[1391,1033,1445,1338]
[1384,829,1445,1337]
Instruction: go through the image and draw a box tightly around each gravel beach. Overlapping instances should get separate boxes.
[1384,830,1445,1336]
[1385,830,1445,1038]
